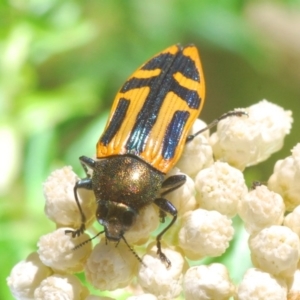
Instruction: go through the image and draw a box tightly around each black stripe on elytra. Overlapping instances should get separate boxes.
[170,80,200,109]
[99,98,130,146]
[124,52,176,154]
[121,52,201,109]
[121,77,156,93]
[124,47,201,155]
[162,110,190,160]
[142,49,200,82]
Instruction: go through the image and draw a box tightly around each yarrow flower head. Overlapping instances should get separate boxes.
[249,225,300,277]
[7,99,298,299]
[268,143,300,211]
[183,263,235,300]
[238,184,285,234]
[236,268,287,299]
[210,100,292,170]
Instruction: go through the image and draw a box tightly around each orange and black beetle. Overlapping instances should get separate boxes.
[67,44,206,267]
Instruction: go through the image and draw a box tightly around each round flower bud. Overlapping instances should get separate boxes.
[236,268,287,300]
[43,166,96,228]
[176,119,213,177]
[138,244,186,300]
[238,185,285,234]
[37,227,92,273]
[178,209,234,260]
[85,239,139,291]
[195,161,247,218]
[183,263,235,300]
[287,269,300,299]
[210,100,293,170]
[249,225,300,277]
[124,204,159,245]
[34,274,89,300]
[268,143,300,211]
[7,252,52,300]
[284,205,300,237]
[164,167,197,217]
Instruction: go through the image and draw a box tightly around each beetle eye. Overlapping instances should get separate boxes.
[122,210,135,227]
[96,202,108,220]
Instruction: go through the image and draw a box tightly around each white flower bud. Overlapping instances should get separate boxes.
[236,268,287,300]
[210,100,293,170]
[249,225,300,277]
[178,209,234,260]
[85,239,139,291]
[124,204,159,245]
[138,244,186,300]
[37,227,92,273]
[165,167,196,217]
[176,119,213,177]
[43,166,96,228]
[195,161,247,217]
[238,185,285,234]
[287,269,300,299]
[268,143,300,211]
[7,252,52,300]
[284,205,300,237]
[183,263,235,300]
[34,274,89,300]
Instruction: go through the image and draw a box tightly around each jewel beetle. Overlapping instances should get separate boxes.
[67,44,207,267]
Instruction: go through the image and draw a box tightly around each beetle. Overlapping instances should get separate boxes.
[66,44,242,267]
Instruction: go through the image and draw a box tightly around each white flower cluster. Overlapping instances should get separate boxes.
[210,100,293,170]
[268,143,300,211]
[7,99,300,300]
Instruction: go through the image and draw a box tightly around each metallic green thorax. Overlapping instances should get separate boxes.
[93,155,164,208]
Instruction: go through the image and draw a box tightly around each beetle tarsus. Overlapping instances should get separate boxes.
[65,223,85,238]
[156,243,171,268]
[159,209,167,223]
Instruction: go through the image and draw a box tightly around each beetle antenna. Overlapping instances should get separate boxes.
[186,110,248,142]
[72,230,105,250]
[121,236,146,267]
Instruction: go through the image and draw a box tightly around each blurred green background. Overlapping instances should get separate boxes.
[1,0,300,299]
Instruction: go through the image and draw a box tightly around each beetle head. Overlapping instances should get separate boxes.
[96,200,137,241]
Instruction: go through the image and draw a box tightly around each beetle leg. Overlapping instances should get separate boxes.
[65,156,95,237]
[159,209,167,223]
[153,175,187,266]
[154,197,177,268]
[79,155,96,178]
[186,110,247,143]
[161,174,186,196]
[65,178,93,237]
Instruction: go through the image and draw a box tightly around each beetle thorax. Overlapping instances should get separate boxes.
[92,155,164,209]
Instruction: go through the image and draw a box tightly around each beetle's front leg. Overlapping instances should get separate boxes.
[65,156,95,237]
[79,155,96,178]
